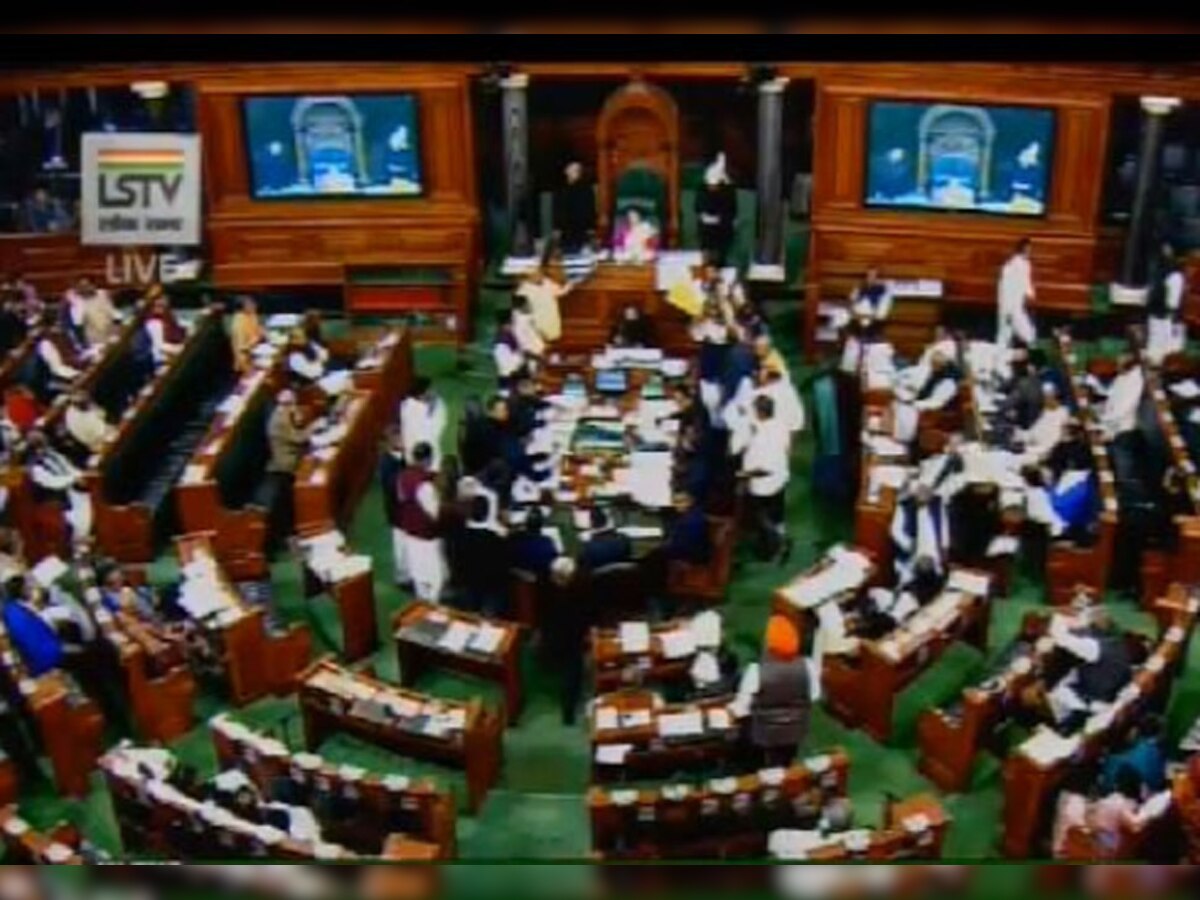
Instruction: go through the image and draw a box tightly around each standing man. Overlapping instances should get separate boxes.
[399,377,447,473]
[1147,242,1187,366]
[849,266,894,323]
[554,160,597,256]
[696,153,737,268]
[265,390,311,551]
[739,615,812,767]
[516,266,570,345]
[997,237,1037,349]
[738,394,793,564]
[396,442,446,603]
[380,426,408,588]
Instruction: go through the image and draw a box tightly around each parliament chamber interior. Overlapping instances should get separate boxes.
[7,46,1200,880]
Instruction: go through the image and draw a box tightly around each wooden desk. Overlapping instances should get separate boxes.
[821,570,992,743]
[1143,364,1200,611]
[0,628,104,798]
[917,612,1052,792]
[591,616,710,695]
[393,602,524,725]
[350,327,414,432]
[0,805,84,864]
[210,713,456,858]
[559,264,693,356]
[175,532,312,706]
[75,557,195,744]
[294,389,379,534]
[0,756,16,809]
[590,690,742,783]
[296,528,379,665]
[769,545,876,651]
[785,793,949,861]
[1047,334,1120,605]
[588,749,850,860]
[1001,592,1197,857]
[297,657,503,814]
[92,308,228,562]
[175,355,285,581]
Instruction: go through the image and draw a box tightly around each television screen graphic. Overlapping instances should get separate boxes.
[864,101,1055,217]
[242,94,422,199]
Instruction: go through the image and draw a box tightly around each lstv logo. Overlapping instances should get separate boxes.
[97,148,185,208]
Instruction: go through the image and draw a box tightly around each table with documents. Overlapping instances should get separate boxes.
[589,689,743,782]
[821,567,993,744]
[771,544,876,648]
[1001,596,1196,857]
[297,657,503,814]
[591,612,722,693]
[393,601,524,724]
[297,529,378,663]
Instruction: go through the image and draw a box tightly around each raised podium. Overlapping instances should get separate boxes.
[556,262,694,356]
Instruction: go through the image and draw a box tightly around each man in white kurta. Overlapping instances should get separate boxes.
[996,238,1037,348]
[517,268,569,344]
[1018,382,1069,464]
[1100,353,1145,442]
[1147,244,1187,366]
[399,379,447,473]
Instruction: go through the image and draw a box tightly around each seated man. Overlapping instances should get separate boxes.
[509,507,559,577]
[1,578,67,677]
[23,429,92,540]
[1022,419,1098,542]
[99,565,189,675]
[285,326,330,391]
[1016,382,1069,465]
[892,350,962,444]
[64,391,114,461]
[849,266,894,322]
[1042,605,1134,731]
[33,324,81,403]
[862,555,944,637]
[612,207,659,264]
[890,482,951,585]
[577,507,632,572]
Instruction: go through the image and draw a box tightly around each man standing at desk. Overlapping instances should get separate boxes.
[554,160,596,256]
[738,395,793,564]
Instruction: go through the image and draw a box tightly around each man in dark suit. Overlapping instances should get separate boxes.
[510,507,558,577]
[1003,348,1044,431]
[554,161,597,255]
[459,494,511,617]
[577,507,632,572]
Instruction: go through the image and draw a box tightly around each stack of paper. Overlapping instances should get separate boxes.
[659,628,696,660]
[1021,727,1081,765]
[657,710,704,738]
[619,621,651,654]
[469,623,506,656]
[594,707,619,731]
[439,622,475,654]
[595,744,632,765]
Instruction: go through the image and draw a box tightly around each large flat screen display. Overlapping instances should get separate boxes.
[864,100,1055,217]
[242,94,422,199]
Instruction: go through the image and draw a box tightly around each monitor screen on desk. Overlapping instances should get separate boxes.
[864,100,1055,218]
[242,94,423,199]
[595,368,629,395]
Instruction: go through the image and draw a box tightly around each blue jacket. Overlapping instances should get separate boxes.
[3,599,64,677]
[1101,738,1167,794]
[511,532,558,576]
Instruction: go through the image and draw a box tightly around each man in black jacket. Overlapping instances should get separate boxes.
[459,494,511,617]
[695,153,737,268]
[554,161,596,255]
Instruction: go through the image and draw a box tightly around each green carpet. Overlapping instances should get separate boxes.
[11,294,1200,862]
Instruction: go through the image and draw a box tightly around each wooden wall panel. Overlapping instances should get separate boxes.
[805,74,1113,355]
